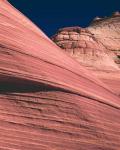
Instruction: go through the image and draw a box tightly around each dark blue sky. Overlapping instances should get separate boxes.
[8,0,120,36]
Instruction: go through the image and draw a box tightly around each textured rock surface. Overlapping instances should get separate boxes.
[88,12,120,66]
[52,13,120,95]
[0,1,120,150]
[52,27,118,70]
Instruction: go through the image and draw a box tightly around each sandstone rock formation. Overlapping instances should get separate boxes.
[52,27,118,70]
[88,11,120,66]
[52,13,120,95]
[0,1,120,150]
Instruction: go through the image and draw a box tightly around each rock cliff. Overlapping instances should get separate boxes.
[52,13,120,95]
[0,1,120,149]
[52,26,118,70]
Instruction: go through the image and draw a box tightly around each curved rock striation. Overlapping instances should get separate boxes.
[0,1,120,149]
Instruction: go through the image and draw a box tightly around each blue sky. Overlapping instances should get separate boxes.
[8,0,120,36]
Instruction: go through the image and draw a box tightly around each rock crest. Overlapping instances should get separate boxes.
[52,13,120,95]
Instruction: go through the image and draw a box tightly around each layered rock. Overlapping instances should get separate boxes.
[0,1,120,150]
[52,13,120,95]
[52,27,118,70]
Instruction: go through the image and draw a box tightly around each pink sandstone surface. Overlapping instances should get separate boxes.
[0,0,120,150]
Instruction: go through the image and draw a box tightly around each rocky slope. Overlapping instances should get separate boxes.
[0,1,120,150]
[52,13,120,95]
